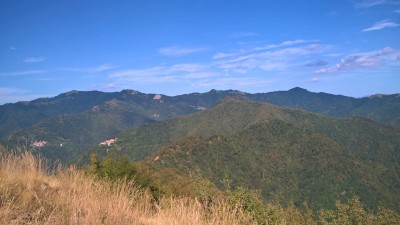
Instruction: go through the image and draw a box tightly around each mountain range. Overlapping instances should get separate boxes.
[1,88,399,163]
[91,97,400,211]
[0,87,399,212]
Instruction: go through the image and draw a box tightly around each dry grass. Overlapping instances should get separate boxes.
[0,149,254,225]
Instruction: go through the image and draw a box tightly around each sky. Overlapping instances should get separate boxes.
[1,0,400,104]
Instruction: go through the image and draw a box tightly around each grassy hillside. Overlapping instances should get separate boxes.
[94,98,400,212]
[1,148,399,224]
[0,148,255,225]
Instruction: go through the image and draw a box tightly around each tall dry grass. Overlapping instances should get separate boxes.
[0,149,254,225]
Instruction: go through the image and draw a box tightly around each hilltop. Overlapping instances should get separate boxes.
[1,88,400,163]
[92,98,400,211]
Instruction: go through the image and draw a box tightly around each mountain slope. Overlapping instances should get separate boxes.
[2,103,154,163]
[2,88,399,140]
[250,87,400,127]
[0,90,244,162]
[0,90,116,137]
[0,89,246,139]
[92,98,301,160]
[2,88,400,164]
[97,98,400,211]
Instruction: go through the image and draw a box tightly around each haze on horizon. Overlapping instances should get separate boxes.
[1,0,399,104]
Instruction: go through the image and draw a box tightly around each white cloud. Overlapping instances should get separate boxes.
[304,60,329,67]
[314,68,338,74]
[61,64,119,73]
[110,66,166,79]
[0,70,45,76]
[253,39,316,51]
[104,84,122,90]
[314,55,379,74]
[355,0,400,8]
[158,46,208,56]
[213,52,240,59]
[108,39,339,89]
[198,77,277,87]
[9,46,16,51]
[362,19,399,32]
[111,63,207,78]
[109,63,213,84]
[356,0,387,7]
[211,40,320,71]
[169,63,207,73]
[24,57,46,63]
[91,64,119,72]
[314,47,400,74]
[215,44,328,74]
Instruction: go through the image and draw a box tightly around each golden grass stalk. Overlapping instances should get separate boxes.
[0,149,254,225]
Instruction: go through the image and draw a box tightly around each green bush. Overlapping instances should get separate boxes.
[318,196,400,225]
[86,153,162,199]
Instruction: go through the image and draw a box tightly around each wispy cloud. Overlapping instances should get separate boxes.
[304,60,329,67]
[213,52,240,59]
[215,44,328,74]
[310,78,320,82]
[61,64,119,73]
[362,19,399,32]
[198,77,277,87]
[109,63,213,83]
[23,57,46,63]
[0,70,45,76]
[9,46,16,51]
[158,46,208,56]
[355,0,400,8]
[253,39,316,51]
[104,84,123,90]
[110,40,331,90]
[110,67,168,79]
[314,47,400,74]
[213,39,317,62]
[356,0,386,8]
[111,64,206,77]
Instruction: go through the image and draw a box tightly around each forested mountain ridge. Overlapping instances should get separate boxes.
[91,98,400,211]
[2,88,399,139]
[1,88,399,164]
[253,87,400,127]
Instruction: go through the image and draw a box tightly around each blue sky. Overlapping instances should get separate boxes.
[1,0,400,104]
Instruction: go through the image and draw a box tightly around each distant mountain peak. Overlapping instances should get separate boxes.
[209,89,220,93]
[369,94,386,98]
[288,87,309,93]
[121,89,142,95]
[63,90,80,96]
